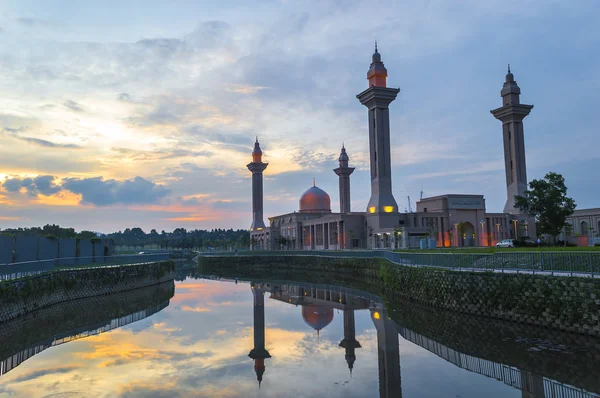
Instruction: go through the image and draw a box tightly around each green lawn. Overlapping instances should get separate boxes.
[393,246,600,254]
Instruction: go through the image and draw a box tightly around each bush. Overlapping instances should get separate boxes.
[513,238,537,248]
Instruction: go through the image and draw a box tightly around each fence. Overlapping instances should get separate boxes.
[200,250,600,277]
[0,253,170,281]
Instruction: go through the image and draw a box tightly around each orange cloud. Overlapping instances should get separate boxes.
[181,305,212,313]
[0,216,21,220]
[34,191,82,206]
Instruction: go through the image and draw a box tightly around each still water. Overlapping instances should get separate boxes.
[0,269,599,398]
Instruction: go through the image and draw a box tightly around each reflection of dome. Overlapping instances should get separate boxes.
[302,304,334,331]
[299,185,331,213]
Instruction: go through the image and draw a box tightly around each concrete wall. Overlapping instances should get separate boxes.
[199,255,600,337]
[0,236,13,264]
[0,260,175,323]
[0,237,115,264]
[78,239,93,258]
[14,236,38,263]
[93,241,103,256]
[38,238,59,260]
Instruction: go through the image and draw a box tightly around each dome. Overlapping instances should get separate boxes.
[299,185,331,213]
[302,304,334,331]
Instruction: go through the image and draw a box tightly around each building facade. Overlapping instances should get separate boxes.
[248,47,543,250]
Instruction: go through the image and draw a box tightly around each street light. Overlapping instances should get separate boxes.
[454,223,459,247]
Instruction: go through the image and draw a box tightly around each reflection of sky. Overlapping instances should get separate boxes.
[0,279,520,398]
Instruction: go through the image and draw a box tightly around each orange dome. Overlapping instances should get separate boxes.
[299,186,331,213]
[302,304,334,331]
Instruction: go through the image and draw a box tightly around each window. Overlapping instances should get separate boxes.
[424,207,427,212]
[508,130,511,140]
[581,221,589,236]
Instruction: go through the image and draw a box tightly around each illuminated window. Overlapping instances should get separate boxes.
[383,206,394,213]
[368,206,376,213]
[373,311,381,320]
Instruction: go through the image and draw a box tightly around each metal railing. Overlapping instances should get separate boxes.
[0,253,170,281]
[200,250,600,277]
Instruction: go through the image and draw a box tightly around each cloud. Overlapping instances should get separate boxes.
[63,100,85,112]
[117,93,132,102]
[111,147,213,161]
[7,365,82,384]
[15,17,51,27]
[16,136,83,149]
[2,175,62,196]
[2,175,169,206]
[62,176,169,206]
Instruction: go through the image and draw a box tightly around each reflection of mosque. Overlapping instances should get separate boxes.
[243,280,600,398]
[248,281,402,397]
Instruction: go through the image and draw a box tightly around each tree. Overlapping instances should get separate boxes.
[277,235,288,249]
[514,172,576,243]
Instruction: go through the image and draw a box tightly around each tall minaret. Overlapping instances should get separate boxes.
[248,283,271,387]
[491,66,533,214]
[339,309,361,375]
[357,43,400,230]
[333,145,355,213]
[247,139,268,231]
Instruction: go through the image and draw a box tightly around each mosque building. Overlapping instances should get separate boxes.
[248,45,537,250]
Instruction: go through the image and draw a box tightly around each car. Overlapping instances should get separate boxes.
[496,239,514,248]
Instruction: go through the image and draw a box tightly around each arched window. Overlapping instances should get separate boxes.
[597,220,600,237]
[580,221,589,236]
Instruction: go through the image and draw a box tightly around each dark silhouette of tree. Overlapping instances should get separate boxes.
[514,172,576,243]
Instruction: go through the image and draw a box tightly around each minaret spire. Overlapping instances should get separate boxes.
[357,47,400,244]
[334,144,355,215]
[247,139,269,248]
[491,66,534,219]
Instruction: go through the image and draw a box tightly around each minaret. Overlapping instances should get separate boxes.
[339,309,361,375]
[247,139,268,231]
[491,66,533,214]
[357,43,400,231]
[333,145,355,213]
[248,283,271,387]
[371,307,402,398]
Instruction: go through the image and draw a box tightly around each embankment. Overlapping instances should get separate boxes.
[0,260,175,323]
[199,255,600,336]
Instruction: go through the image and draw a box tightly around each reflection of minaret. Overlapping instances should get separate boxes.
[371,308,402,398]
[339,309,361,375]
[333,145,355,214]
[491,66,533,214]
[248,283,271,387]
[246,139,268,232]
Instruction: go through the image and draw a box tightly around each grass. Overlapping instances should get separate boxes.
[393,246,600,254]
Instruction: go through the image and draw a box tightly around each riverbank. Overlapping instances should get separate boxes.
[0,260,175,323]
[198,255,600,336]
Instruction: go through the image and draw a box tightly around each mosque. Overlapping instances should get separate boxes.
[248,45,537,250]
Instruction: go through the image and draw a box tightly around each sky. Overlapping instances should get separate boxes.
[0,0,598,233]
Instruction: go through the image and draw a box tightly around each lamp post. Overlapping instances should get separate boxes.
[454,223,459,247]
[480,219,485,247]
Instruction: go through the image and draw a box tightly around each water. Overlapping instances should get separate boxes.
[1,269,599,398]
